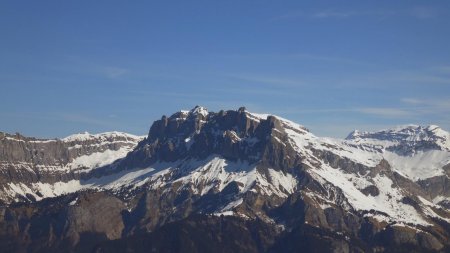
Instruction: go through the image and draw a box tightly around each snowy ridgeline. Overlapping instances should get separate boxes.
[62,131,146,143]
[1,131,145,172]
[63,132,145,172]
[1,109,450,226]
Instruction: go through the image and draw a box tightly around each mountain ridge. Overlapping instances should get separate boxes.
[0,106,449,252]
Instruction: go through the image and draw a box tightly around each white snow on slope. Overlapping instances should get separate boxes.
[345,125,450,180]
[0,147,139,173]
[189,106,209,117]
[348,125,450,151]
[4,166,160,202]
[265,114,441,225]
[272,116,449,226]
[170,156,297,198]
[62,131,144,142]
[280,117,450,181]
[221,110,448,182]
[67,147,133,172]
[284,126,382,168]
[173,157,251,195]
[383,150,449,180]
[4,181,85,202]
[3,155,298,208]
[247,111,309,133]
[310,163,429,226]
[246,110,383,168]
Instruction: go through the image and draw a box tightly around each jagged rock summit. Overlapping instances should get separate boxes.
[0,106,449,252]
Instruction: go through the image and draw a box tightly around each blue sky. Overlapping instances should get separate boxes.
[1,1,450,138]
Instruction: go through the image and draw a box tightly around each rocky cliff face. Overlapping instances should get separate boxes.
[0,131,144,204]
[0,106,449,252]
[121,106,300,171]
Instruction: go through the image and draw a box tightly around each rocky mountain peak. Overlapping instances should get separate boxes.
[346,124,450,154]
[189,105,209,117]
[147,106,267,140]
[129,107,301,170]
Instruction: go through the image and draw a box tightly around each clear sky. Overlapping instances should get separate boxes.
[1,1,450,138]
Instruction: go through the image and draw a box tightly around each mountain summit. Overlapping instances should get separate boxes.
[0,106,449,252]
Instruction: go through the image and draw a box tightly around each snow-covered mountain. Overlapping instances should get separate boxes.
[347,125,450,153]
[0,131,144,203]
[345,125,450,207]
[0,106,449,252]
[346,125,450,174]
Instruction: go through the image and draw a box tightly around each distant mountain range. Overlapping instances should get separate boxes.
[0,106,449,253]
